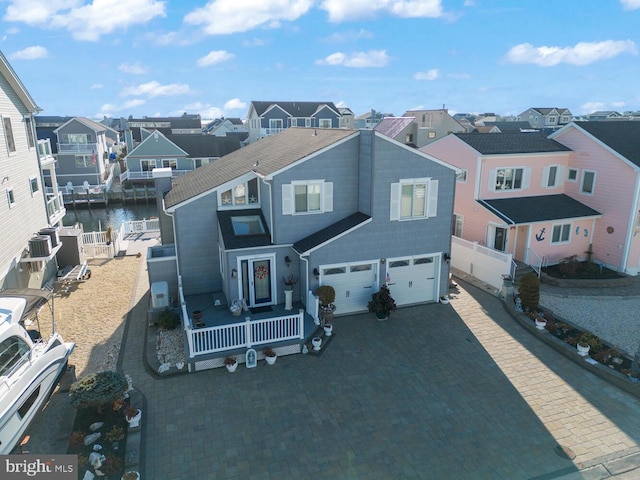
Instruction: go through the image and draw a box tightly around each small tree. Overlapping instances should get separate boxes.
[158,309,180,330]
[518,272,540,312]
[69,370,129,410]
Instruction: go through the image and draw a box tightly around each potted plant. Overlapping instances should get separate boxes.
[263,347,277,365]
[125,405,142,428]
[224,356,238,372]
[577,332,603,357]
[122,472,140,480]
[315,285,336,327]
[229,300,242,317]
[367,284,397,320]
[283,275,298,310]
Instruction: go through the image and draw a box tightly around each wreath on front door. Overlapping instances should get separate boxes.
[255,265,269,280]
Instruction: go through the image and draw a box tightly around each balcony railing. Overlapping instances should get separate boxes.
[37,139,54,163]
[261,127,284,136]
[57,142,99,153]
[46,191,65,218]
[120,169,190,183]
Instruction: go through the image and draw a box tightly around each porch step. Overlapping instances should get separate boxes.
[514,262,537,284]
[306,331,335,356]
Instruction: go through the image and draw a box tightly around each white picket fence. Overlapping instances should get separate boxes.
[82,218,159,259]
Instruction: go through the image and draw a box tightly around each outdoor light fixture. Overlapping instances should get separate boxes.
[231,268,237,279]
[313,268,319,279]
[443,253,451,263]
[285,255,291,267]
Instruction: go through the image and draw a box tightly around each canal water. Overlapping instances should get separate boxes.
[62,204,159,232]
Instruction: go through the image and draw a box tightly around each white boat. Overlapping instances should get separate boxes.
[0,288,75,454]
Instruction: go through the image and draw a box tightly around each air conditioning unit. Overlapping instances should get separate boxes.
[150,281,169,309]
[38,227,60,248]
[29,235,52,258]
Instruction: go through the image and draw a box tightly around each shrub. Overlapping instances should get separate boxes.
[558,255,580,276]
[68,431,85,448]
[263,347,276,357]
[106,426,125,442]
[315,285,335,305]
[578,332,604,353]
[70,371,129,410]
[518,273,540,311]
[367,285,397,317]
[223,356,236,366]
[158,309,180,330]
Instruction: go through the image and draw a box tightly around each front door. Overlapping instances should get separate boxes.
[494,227,507,252]
[240,257,273,307]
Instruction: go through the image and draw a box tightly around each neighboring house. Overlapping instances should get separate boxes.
[374,117,417,146]
[517,108,573,129]
[401,108,466,147]
[51,117,119,193]
[354,109,394,129]
[422,132,601,272]
[35,116,73,153]
[550,121,640,275]
[338,107,355,129]
[159,127,457,368]
[245,101,343,144]
[127,113,202,135]
[474,125,501,134]
[203,117,248,144]
[0,51,65,289]
[122,130,240,183]
[482,121,534,132]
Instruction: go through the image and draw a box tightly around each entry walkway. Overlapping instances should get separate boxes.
[119,262,640,479]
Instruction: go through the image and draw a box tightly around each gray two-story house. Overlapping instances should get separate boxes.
[158,127,457,371]
[245,101,343,144]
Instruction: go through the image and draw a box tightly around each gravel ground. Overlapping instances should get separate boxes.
[16,255,144,454]
[539,292,640,358]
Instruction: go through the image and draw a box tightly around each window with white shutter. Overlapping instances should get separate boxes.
[390,178,438,221]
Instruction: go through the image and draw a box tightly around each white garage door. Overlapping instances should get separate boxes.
[386,255,438,306]
[320,262,377,314]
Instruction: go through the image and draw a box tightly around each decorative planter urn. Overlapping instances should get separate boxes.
[312,337,322,351]
[265,354,277,365]
[535,318,547,330]
[226,362,238,372]
[323,324,333,336]
[126,409,142,429]
[577,343,590,357]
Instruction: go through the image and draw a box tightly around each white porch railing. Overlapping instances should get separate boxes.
[187,310,305,356]
[123,218,160,234]
[527,248,543,277]
[120,169,190,183]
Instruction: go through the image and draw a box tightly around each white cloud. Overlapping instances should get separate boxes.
[321,0,443,22]
[120,81,193,98]
[322,29,373,43]
[4,0,166,42]
[90,83,103,89]
[119,62,148,75]
[316,50,389,67]
[580,102,605,113]
[242,38,267,47]
[621,0,640,10]
[505,40,638,66]
[414,69,439,80]
[97,98,146,116]
[9,45,47,59]
[447,72,471,80]
[197,50,234,67]
[184,0,313,35]
[223,98,246,110]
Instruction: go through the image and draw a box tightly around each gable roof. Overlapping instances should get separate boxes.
[0,51,40,113]
[374,117,415,139]
[568,121,640,167]
[483,121,533,131]
[128,130,187,157]
[454,132,571,155]
[54,116,108,134]
[250,101,340,118]
[478,194,600,224]
[165,128,358,209]
[529,108,571,116]
[166,133,240,158]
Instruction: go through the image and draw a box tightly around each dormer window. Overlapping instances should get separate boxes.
[220,178,259,207]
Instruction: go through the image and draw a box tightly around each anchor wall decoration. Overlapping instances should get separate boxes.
[535,227,546,242]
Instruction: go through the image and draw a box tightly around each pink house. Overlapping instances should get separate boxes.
[550,122,640,275]
[422,132,602,272]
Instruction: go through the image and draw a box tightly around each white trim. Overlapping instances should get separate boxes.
[236,253,277,307]
[376,131,459,172]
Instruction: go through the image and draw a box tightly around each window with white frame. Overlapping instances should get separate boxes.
[220,178,260,207]
[493,167,527,191]
[141,159,156,171]
[290,118,297,128]
[390,178,438,221]
[543,165,564,188]
[29,177,38,195]
[281,180,333,214]
[162,159,177,169]
[551,223,571,244]
[561,115,570,123]
[305,118,312,127]
[269,119,283,132]
[62,133,91,144]
[24,117,35,148]
[453,214,463,237]
[3,117,15,153]
[75,154,94,168]
[6,188,15,208]
[581,170,595,194]
[567,168,578,182]
[318,118,332,128]
[549,116,557,124]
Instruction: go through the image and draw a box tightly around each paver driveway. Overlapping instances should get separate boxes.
[122,278,640,479]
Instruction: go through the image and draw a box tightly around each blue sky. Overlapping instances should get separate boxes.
[2,0,640,121]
